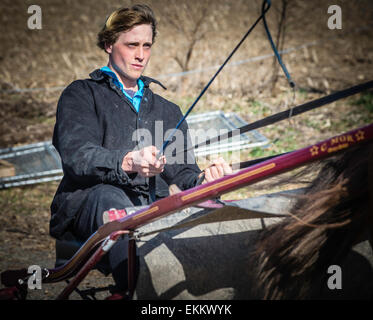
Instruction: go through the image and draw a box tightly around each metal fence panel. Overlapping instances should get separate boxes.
[0,112,268,189]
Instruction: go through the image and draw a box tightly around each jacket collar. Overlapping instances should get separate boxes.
[89,69,167,90]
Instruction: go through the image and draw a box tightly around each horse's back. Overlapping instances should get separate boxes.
[133,189,373,299]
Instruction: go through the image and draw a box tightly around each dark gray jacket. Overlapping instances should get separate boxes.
[50,69,201,239]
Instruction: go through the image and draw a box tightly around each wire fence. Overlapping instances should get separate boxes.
[0,41,319,94]
[1,24,370,94]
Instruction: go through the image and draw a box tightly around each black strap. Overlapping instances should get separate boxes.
[232,152,291,170]
[149,176,156,203]
[181,80,373,155]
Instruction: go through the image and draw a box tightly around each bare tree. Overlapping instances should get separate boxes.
[159,0,214,72]
[159,0,234,72]
[156,0,229,94]
[167,3,209,72]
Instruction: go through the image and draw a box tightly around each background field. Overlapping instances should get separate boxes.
[0,0,372,299]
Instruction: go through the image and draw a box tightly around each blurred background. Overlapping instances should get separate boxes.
[0,0,372,299]
[1,0,372,148]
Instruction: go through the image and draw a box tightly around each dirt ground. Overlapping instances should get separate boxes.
[0,0,373,300]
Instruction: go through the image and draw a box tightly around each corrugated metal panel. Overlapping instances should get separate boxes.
[188,111,269,156]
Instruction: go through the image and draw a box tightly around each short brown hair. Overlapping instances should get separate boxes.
[97,4,157,51]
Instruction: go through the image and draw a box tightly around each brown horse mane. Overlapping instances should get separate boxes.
[254,143,373,299]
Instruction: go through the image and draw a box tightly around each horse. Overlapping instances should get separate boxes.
[254,143,373,299]
[133,143,373,300]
